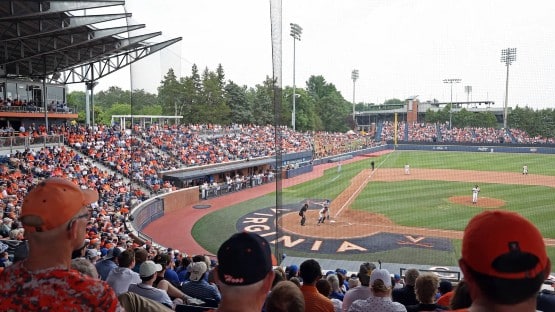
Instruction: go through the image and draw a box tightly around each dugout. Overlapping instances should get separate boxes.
[159,150,315,187]
[160,157,276,188]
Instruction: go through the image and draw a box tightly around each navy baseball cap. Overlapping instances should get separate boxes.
[217,231,273,286]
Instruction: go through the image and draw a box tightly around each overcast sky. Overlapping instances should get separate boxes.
[78,0,555,110]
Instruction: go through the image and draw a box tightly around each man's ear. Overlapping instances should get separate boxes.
[458,259,479,300]
[262,269,275,292]
[544,258,552,280]
[213,267,221,284]
[66,219,78,239]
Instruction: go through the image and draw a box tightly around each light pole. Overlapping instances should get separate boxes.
[351,69,359,123]
[465,85,472,103]
[443,78,461,129]
[500,48,516,129]
[290,23,302,131]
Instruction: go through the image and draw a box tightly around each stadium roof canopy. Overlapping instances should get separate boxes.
[0,0,181,85]
[162,158,276,181]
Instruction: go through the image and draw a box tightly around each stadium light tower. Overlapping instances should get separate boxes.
[290,23,302,131]
[443,78,461,129]
[501,48,516,129]
[465,85,472,103]
[351,69,359,123]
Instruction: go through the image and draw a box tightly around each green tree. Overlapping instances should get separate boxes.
[157,68,183,118]
[98,103,131,125]
[137,104,163,116]
[199,66,230,124]
[384,98,403,104]
[250,76,275,125]
[225,81,252,124]
[94,86,129,109]
[306,75,352,132]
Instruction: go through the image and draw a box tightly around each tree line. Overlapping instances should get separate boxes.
[67,65,555,138]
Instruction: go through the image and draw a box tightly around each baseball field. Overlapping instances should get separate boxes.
[192,150,555,270]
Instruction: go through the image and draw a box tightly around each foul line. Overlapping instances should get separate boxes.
[334,152,394,217]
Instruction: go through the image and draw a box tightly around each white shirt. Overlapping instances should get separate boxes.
[342,286,372,312]
[348,296,407,312]
[106,267,141,296]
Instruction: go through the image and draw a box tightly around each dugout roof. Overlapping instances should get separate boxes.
[0,0,181,84]
[162,158,276,181]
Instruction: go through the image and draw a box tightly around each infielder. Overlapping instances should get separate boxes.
[404,163,410,175]
[523,164,528,175]
[472,185,480,205]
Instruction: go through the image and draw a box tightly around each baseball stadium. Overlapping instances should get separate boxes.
[141,145,555,277]
[2,1,555,311]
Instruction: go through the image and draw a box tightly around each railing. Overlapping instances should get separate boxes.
[0,134,64,152]
[0,105,74,114]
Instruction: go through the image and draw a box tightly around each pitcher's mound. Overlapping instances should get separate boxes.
[449,196,505,208]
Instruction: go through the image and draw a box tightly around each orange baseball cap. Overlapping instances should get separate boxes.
[462,210,548,280]
[20,177,98,232]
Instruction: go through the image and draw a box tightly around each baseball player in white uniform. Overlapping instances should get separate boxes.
[316,199,331,224]
[523,164,528,175]
[472,185,480,204]
[404,164,410,175]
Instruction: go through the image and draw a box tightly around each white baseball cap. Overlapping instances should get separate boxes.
[140,260,162,277]
[189,261,208,281]
[370,269,392,288]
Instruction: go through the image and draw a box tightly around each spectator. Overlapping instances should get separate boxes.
[436,280,454,307]
[342,263,373,312]
[86,248,102,264]
[536,288,555,312]
[181,261,221,305]
[286,264,299,280]
[449,280,471,310]
[265,280,305,312]
[128,260,183,309]
[272,266,287,286]
[406,273,448,311]
[71,257,100,279]
[106,249,141,296]
[456,210,551,312]
[153,253,180,285]
[299,259,335,312]
[151,252,192,303]
[133,247,148,273]
[348,268,406,312]
[96,246,122,280]
[348,276,360,289]
[214,232,275,312]
[327,273,345,301]
[0,177,121,311]
[118,291,173,312]
[316,278,343,312]
[392,274,404,289]
[392,268,420,306]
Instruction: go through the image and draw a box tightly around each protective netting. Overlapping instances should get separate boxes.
[269,0,284,263]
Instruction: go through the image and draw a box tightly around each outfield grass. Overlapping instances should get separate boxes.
[193,150,555,269]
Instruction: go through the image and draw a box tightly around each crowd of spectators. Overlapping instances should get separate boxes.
[0,122,375,260]
[380,121,554,144]
[313,131,377,158]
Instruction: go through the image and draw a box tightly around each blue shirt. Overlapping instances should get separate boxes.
[95,259,117,281]
[181,279,221,304]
